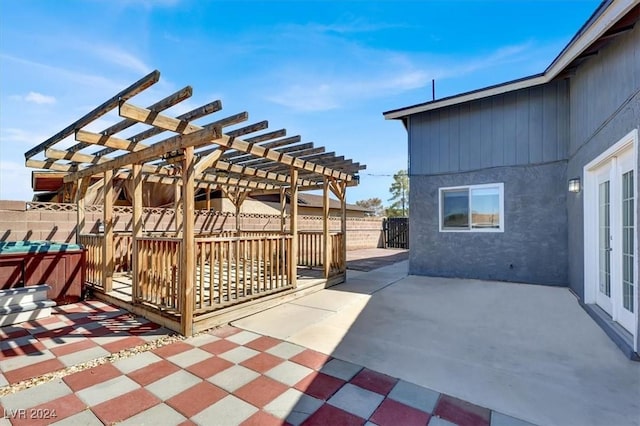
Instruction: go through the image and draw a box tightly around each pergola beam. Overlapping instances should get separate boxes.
[25,70,161,159]
[119,103,352,181]
[63,126,221,183]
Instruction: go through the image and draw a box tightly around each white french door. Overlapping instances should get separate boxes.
[590,145,636,334]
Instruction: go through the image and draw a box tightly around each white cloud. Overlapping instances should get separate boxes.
[76,43,151,75]
[24,91,56,105]
[0,128,49,145]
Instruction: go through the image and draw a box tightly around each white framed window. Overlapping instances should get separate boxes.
[439,183,504,232]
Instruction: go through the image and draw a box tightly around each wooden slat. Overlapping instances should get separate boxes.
[290,167,298,288]
[132,164,143,303]
[119,103,352,181]
[63,126,221,183]
[181,146,195,336]
[103,169,114,292]
[25,70,160,159]
[75,130,148,152]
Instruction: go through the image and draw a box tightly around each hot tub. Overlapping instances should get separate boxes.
[0,241,85,304]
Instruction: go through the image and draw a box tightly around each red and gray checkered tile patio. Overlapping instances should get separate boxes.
[1,302,533,426]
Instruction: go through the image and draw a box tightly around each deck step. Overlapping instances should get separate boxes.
[0,284,51,307]
[0,300,57,315]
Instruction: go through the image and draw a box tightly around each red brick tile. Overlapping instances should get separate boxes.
[91,388,160,425]
[153,341,194,358]
[49,339,96,357]
[241,410,285,426]
[294,371,345,400]
[433,395,491,426]
[244,336,281,352]
[128,359,181,386]
[178,421,198,426]
[350,369,398,396]
[186,356,234,379]
[370,398,431,426]
[166,381,228,418]
[0,340,46,360]
[240,352,285,374]
[31,315,63,327]
[63,363,122,392]
[10,394,86,426]
[4,358,66,384]
[209,325,242,338]
[200,338,239,355]
[101,336,146,353]
[235,376,289,408]
[301,404,364,426]
[290,349,332,371]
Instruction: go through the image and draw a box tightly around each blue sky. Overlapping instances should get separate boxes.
[0,0,600,205]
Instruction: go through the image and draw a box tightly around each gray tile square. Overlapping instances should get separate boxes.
[118,403,187,425]
[167,347,211,368]
[208,365,260,392]
[265,360,313,386]
[76,376,140,406]
[146,370,202,401]
[328,383,384,419]
[186,333,220,347]
[389,380,440,413]
[218,346,259,364]
[192,395,258,425]
[59,346,110,367]
[429,416,458,426]
[113,351,162,374]
[266,341,305,359]
[319,358,362,381]
[1,379,71,411]
[491,412,536,426]
[0,373,8,387]
[264,388,323,425]
[51,409,102,425]
[225,330,261,345]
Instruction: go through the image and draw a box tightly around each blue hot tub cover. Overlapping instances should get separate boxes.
[0,240,84,255]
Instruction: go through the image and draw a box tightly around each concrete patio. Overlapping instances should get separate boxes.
[234,259,640,426]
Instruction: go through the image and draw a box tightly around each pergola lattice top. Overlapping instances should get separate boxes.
[24,70,364,198]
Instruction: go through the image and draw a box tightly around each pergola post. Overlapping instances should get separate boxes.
[290,167,298,288]
[75,178,86,243]
[181,146,195,336]
[174,181,182,237]
[205,185,211,211]
[132,164,143,303]
[103,169,114,292]
[323,177,331,278]
[279,187,286,234]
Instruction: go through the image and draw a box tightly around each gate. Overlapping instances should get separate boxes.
[383,217,409,249]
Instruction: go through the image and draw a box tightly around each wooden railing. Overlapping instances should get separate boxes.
[78,234,104,288]
[330,232,345,275]
[298,231,323,267]
[194,235,292,312]
[135,237,181,311]
[114,233,132,273]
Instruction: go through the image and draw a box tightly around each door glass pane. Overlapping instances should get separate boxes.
[442,189,469,228]
[599,181,611,297]
[471,187,500,229]
[622,171,634,313]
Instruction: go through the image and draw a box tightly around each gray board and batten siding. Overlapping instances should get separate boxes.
[566,24,640,302]
[406,79,571,285]
[407,79,569,176]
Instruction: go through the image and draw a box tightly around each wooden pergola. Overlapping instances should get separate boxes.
[24,70,364,335]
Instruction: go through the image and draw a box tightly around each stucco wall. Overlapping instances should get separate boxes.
[409,161,568,285]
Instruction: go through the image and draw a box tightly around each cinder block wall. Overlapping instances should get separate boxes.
[0,201,384,250]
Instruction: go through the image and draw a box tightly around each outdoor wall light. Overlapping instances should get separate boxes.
[568,177,581,193]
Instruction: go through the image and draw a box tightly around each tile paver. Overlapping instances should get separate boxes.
[145,370,202,401]
[208,364,260,392]
[114,351,162,374]
[191,395,258,425]
[388,379,441,413]
[265,341,305,359]
[319,358,362,381]
[76,375,140,406]
[491,411,536,426]
[265,360,314,386]
[49,409,102,426]
[218,346,260,364]
[225,330,261,345]
[263,388,323,425]
[117,403,187,426]
[166,347,211,368]
[327,383,385,419]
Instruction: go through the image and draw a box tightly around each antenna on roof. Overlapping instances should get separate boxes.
[432,79,435,101]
